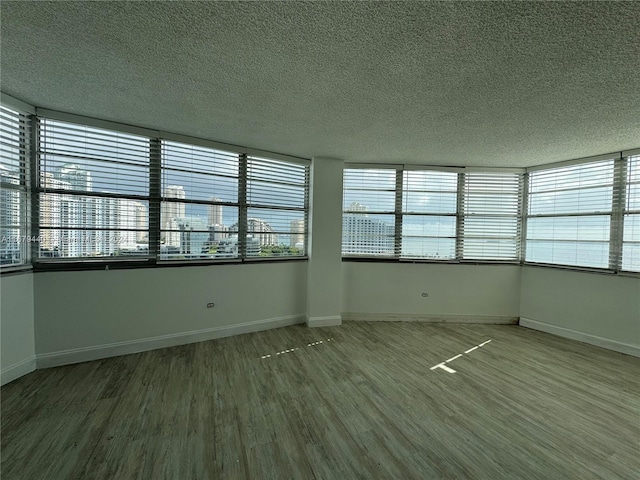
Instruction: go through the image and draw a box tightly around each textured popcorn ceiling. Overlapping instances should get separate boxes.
[1,1,638,167]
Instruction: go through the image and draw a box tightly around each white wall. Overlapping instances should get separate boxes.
[520,266,640,356]
[1,273,36,385]
[342,263,520,322]
[34,262,307,366]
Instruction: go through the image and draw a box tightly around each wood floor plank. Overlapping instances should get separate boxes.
[2,322,639,479]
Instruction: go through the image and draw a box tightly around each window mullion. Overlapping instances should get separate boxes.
[520,172,529,264]
[455,173,465,260]
[609,155,627,271]
[29,114,39,263]
[238,153,248,259]
[394,169,403,258]
[149,138,162,261]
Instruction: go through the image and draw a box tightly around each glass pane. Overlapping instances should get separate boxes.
[38,228,148,259]
[39,194,149,258]
[529,160,614,193]
[247,180,305,208]
[526,240,609,269]
[401,238,456,259]
[527,216,610,242]
[403,192,456,214]
[621,243,640,272]
[402,215,456,237]
[342,213,395,256]
[529,187,613,215]
[462,239,518,260]
[343,169,397,213]
[403,171,457,214]
[623,214,640,242]
[39,119,150,195]
[161,204,238,260]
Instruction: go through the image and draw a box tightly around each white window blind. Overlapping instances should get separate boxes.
[460,172,522,260]
[245,155,308,258]
[38,118,150,259]
[401,170,457,259]
[0,106,30,267]
[622,155,640,272]
[160,140,239,260]
[342,168,397,256]
[526,159,615,269]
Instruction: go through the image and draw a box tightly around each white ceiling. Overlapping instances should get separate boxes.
[1,1,638,167]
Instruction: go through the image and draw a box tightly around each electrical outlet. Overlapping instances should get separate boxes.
[206,302,215,308]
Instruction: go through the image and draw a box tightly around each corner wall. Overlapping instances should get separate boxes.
[34,262,307,367]
[1,273,36,385]
[520,266,640,356]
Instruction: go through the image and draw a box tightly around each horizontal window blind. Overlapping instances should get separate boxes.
[38,118,151,259]
[401,170,457,259]
[342,168,397,256]
[161,140,239,260]
[245,155,308,257]
[622,155,640,272]
[526,159,614,269]
[0,106,29,267]
[461,172,522,260]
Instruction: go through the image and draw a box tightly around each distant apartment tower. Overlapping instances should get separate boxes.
[175,216,208,257]
[39,172,69,252]
[342,209,394,255]
[52,164,94,257]
[39,165,143,257]
[0,165,22,263]
[207,197,223,227]
[209,224,229,243]
[290,219,305,249]
[230,217,277,246]
[161,185,185,247]
[133,202,148,244]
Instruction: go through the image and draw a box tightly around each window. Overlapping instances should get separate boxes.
[402,170,458,259]
[525,159,615,269]
[245,155,308,258]
[341,167,522,262]
[460,172,522,260]
[622,155,640,272]
[160,140,239,260]
[37,118,151,260]
[0,106,30,267]
[342,168,397,256]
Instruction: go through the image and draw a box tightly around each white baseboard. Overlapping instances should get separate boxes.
[36,314,306,369]
[306,315,342,327]
[519,317,640,357]
[342,313,518,324]
[1,356,36,386]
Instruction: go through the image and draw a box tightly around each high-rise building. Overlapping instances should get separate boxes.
[161,185,185,247]
[39,172,70,252]
[55,163,92,191]
[133,202,148,244]
[0,165,22,263]
[207,197,223,227]
[230,217,277,246]
[175,216,208,257]
[342,211,394,255]
[290,219,305,249]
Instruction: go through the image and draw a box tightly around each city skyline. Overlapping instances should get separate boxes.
[14,162,306,259]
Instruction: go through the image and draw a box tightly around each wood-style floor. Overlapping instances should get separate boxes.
[2,322,639,480]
